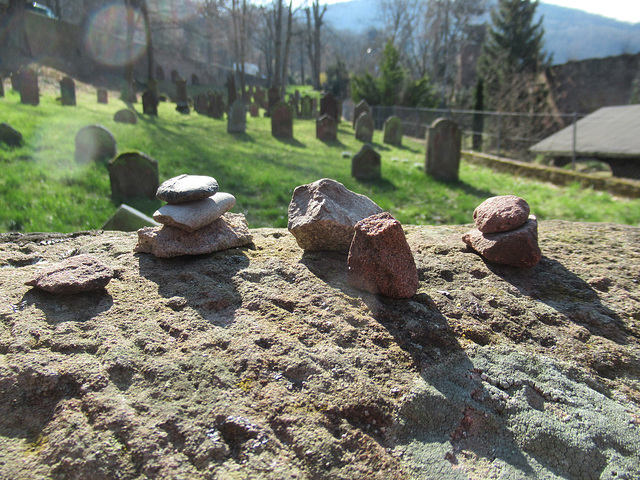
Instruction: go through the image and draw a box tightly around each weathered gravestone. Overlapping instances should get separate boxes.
[310,98,318,118]
[75,125,117,163]
[114,109,137,124]
[194,93,209,115]
[207,92,220,119]
[97,88,108,104]
[316,114,337,142]
[108,151,159,200]
[175,79,190,114]
[60,77,76,106]
[171,69,180,82]
[0,122,23,147]
[352,144,381,180]
[20,68,39,106]
[355,112,374,143]
[301,96,312,119]
[249,103,259,117]
[156,66,165,81]
[425,118,461,181]
[353,100,371,129]
[320,93,339,124]
[267,87,280,116]
[142,89,159,116]
[271,102,293,139]
[342,99,355,124]
[383,116,403,146]
[227,99,246,134]
[102,204,159,231]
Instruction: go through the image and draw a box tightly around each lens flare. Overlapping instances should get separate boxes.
[84,4,147,67]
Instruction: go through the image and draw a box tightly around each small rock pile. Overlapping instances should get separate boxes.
[135,174,253,258]
[462,195,542,268]
[288,178,418,298]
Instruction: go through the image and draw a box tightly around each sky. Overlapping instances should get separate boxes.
[292,0,640,24]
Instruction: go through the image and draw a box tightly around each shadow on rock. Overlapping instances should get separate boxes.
[136,248,250,325]
[21,288,113,324]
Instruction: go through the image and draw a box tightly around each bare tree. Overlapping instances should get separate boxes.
[305,0,326,91]
[260,0,295,96]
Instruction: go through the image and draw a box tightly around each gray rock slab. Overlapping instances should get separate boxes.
[287,178,383,251]
[153,192,236,232]
[156,174,219,204]
[135,212,253,258]
[0,122,23,147]
[25,254,114,294]
[102,204,159,232]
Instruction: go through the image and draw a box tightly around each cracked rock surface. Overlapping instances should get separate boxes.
[0,221,639,479]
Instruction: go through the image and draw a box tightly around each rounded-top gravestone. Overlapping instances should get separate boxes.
[316,114,337,142]
[353,100,371,129]
[114,109,137,124]
[355,112,374,143]
[75,125,117,163]
[271,102,293,139]
[227,100,247,134]
[352,144,381,180]
[60,76,76,106]
[425,117,461,181]
[19,68,39,106]
[383,116,403,146]
[108,151,159,201]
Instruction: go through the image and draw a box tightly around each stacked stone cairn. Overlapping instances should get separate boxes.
[462,195,542,268]
[134,174,253,258]
[288,178,418,298]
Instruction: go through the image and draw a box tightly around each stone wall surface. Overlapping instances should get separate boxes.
[0,222,639,479]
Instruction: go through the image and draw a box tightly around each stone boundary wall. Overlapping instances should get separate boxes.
[462,150,640,198]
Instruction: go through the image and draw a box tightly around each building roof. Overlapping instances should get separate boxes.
[530,105,640,158]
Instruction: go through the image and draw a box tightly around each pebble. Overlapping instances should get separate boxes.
[287,178,383,251]
[473,195,530,233]
[347,212,419,298]
[153,192,236,232]
[25,254,114,294]
[156,174,219,204]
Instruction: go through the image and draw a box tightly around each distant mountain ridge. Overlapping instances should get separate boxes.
[324,0,640,64]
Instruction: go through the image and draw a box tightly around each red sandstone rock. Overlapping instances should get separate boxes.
[473,195,530,234]
[25,254,114,294]
[347,212,419,298]
[462,216,542,268]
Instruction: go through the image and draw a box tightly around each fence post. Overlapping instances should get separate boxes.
[571,112,578,170]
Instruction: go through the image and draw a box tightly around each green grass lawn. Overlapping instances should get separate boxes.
[1,85,639,233]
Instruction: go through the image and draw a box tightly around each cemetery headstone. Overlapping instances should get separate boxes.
[254,87,266,109]
[114,109,137,124]
[0,122,23,147]
[342,99,355,124]
[355,112,374,143]
[156,66,165,81]
[267,87,280,116]
[171,70,180,82]
[97,88,108,104]
[19,68,39,106]
[175,79,190,114]
[301,95,312,119]
[316,114,337,142]
[320,92,339,124]
[142,89,159,116]
[383,116,403,146]
[249,103,259,117]
[75,125,117,163]
[353,100,371,129]
[425,118,461,181]
[10,72,19,91]
[108,151,159,200]
[60,76,76,106]
[102,204,159,231]
[352,144,381,180]
[227,99,246,134]
[310,98,318,118]
[271,102,293,139]
[194,93,209,115]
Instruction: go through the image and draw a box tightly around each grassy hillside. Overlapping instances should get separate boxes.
[1,80,639,233]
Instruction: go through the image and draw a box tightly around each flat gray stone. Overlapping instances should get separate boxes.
[153,192,236,232]
[287,178,383,251]
[25,254,114,294]
[156,174,219,204]
[135,212,253,258]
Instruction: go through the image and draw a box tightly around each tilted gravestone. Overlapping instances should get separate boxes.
[383,116,403,146]
[0,122,23,147]
[352,144,381,180]
[142,89,159,116]
[353,100,371,129]
[75,125,117,163]
[194,93,209,115]
[355,112,375,143]
[102,204,159,231]
[301,95,312,119]
[97,88,108,104]
[227,99,247,134]
[114,109,137,124]
[108,151,159,200]
[316,114,337,142]
[425,118,461,181]
[320,92,339,124]
[155,65,165,81]
[60,77,76,106]
[19,68,39,106]
[175,79,190,114]
[271,102,293,139]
